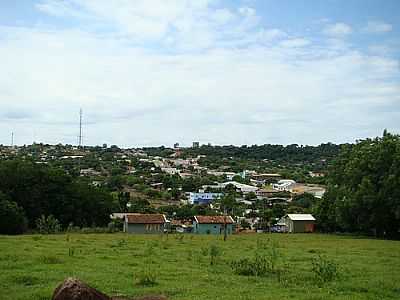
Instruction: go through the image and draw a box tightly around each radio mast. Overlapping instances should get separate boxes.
[78,108,83,148]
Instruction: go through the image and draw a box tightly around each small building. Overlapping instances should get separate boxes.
[221,181,259,194]
[193,215,234,234]
[188,192,223,205]
[272,179,296,192]
[278,214,316,233]
[124,214,167,234]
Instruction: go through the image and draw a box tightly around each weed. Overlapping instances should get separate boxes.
[209,244,222,265]
[68,247,75,257]
[312,255,340,284]
[41,255,63,264]
[231,254,269,276]
[13,275,41,286]
[200,246,209,256]
[136,270,158,286]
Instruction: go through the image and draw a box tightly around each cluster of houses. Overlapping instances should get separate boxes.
[111,213,316,234]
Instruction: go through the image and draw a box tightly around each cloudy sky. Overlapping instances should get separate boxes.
[0,0,399,147]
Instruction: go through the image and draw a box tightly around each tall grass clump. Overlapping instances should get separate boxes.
[312,255,340,284]
[136,268,158,286]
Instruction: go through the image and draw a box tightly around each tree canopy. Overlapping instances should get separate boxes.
[314,131,400,238]
[0,160,116,233]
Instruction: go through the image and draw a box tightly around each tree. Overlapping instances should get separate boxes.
[0,192,28,234]
[292,192,316,209]
[314,132,400,238]
[217,192,237,241]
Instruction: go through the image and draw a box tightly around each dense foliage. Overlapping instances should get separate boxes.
[0,160,116,233]
[314,131,400,238]
[181,143,341,163]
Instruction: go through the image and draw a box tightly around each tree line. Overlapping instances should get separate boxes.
[0,160,116,234]
[313,131,400,238]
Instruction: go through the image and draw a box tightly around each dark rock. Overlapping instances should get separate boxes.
[52,278,111,300]
[52,278,167,300]
[134,297,168,300]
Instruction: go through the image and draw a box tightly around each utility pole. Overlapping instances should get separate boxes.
[11,132,14,147]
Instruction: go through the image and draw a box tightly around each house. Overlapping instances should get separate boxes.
[221,181,259,194]
[170,219,193,233]
[188,192,223,205]
[272,179,296,192]
[278,214,316,233]
[193,215,235,234]
[161,167,180,175]
[123,214,167,234]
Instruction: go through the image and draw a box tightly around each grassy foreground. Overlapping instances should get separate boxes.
[0,233,399,300]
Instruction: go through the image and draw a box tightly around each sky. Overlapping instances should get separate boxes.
[0,0,399,147]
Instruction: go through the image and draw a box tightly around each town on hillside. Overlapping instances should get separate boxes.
[0,142,332,234]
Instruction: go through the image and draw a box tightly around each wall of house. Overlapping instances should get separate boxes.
[125,223,165,234]
[286,220,315,233]
[193,222,233,234]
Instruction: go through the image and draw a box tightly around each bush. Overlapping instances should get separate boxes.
[0,193,28,234]
[231,241,282,277]
[209,244,222,265]
[312,255,339,284]
[136,270,158,286]
[36,215,61,234]
[231,254,269,276]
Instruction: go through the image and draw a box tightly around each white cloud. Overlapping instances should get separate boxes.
[323,22,352,37]
[280,38,310,48]
[0,2,399,146]
[364,21,393,33]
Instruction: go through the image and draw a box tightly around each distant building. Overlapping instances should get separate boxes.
[309,171,325,177]
[272,179,296,192]
[193,215,234,234]
[221,181,259,194]
[188,192,222,205]
[173,143,180,149]
[192,141,200,148]
[123,214,167,234]
[278,214,316,233]
[161,167,180,175]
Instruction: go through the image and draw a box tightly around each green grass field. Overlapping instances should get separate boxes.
[0,233,399,300]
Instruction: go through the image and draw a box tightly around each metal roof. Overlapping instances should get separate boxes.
[286,214,316,221]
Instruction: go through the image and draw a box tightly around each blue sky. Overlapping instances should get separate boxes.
[0,0,399,147]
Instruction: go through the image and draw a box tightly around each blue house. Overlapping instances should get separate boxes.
[188,192,222,205]
[193,215,235,234]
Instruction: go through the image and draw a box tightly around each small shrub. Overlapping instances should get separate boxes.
[231,254,269,276]
[14,275,40,286]
[36,215,61,234]
[136,270,158,286]
[200,247,209,256]
[68,247,75,257]
[312,255,339,284]
[209,244,222,265]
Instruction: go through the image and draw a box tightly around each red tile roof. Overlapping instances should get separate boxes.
[194,215,234,224]
[126,214,166,224]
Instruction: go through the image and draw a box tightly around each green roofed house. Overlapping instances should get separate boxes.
[193,215,235,234]
[124,214,167,234]
[278,214,316,233]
